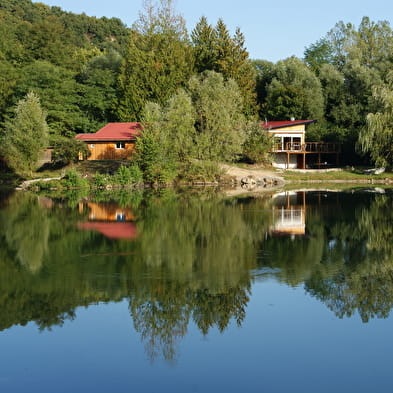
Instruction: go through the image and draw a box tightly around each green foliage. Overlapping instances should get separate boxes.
[358,72,393,167]
[163,89,196,162]
[303,17,393,164]
[117,0,194,120]
[114,164,143,186]
[1,91,48,174]
[78,49,122,125]
[51,137,90,165]
[14,61,88,136]
[188,71,246,162]
[92,173,108,188]
[136,104,178,183]
[261,57,324,121]
[242,122,273,164]
[191,16,218,73]
[63,168,89,188]
[304,38,335,73]
[179,160,223,182]
[191,17,257,117]
[0,0,128,136]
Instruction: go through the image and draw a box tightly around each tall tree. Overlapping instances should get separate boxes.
[117,0,194,121]
[188,71,245,162]
[262,57,324,121]
[191,16,218,73]
[358,72,393,167]
[1,92,49,174]
[163,89,196,162]
[191,18,257,117]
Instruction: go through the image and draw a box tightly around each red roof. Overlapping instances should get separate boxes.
[77,222,138,240]
[75,123,142,141]
[262,120,316,130]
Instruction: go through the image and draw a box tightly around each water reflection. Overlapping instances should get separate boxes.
[270,191,306,237]
[77,202,138,240]
[0,188,392,360]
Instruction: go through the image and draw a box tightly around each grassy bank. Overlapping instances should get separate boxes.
[3,161,393,191]
[280,168,393,183]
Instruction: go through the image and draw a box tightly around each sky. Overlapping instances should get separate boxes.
[33,0,392,62]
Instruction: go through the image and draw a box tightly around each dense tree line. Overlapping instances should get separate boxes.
[0,0,392,170]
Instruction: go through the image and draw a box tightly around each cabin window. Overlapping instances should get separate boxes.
[115,142,125,149]
[116,212,126,222]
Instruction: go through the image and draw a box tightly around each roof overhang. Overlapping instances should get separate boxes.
[262,120,317,130]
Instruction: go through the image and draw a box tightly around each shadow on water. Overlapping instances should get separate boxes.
[0,187,392,360]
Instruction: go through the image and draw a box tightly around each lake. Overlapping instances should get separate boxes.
[0,187,392,393]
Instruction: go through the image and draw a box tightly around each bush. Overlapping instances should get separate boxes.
[51,137,90,166]
[92,173,108,188]
[180,161,223,182]
[242,122,273,164]
[63,169,89,188]
[114,164,143,186]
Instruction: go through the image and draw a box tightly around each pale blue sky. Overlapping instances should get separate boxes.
[33,0,392,62]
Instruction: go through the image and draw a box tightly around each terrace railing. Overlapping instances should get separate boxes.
[272,142,340,153]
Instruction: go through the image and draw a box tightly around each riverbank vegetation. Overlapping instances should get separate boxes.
[0,0,392,182]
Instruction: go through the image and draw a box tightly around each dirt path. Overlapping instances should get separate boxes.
[17,177,63,190]
[219,164,284,183]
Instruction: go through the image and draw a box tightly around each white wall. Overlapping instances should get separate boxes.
[271,153,298,169]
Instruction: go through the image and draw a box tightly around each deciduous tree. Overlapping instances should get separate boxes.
[1,92,49,174]
[358,72,393,167]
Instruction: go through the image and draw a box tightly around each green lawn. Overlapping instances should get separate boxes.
[280,168,393,182]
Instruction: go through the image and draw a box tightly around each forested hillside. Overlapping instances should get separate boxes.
[0,0,392,169]
[0,0,129,135]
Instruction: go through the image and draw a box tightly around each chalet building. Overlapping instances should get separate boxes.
[262,120,340,169]
[75,122,141,160]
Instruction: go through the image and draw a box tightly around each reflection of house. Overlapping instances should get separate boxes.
[77,202,137,240]
[262,120,340,169]
[75,123,141,160]
[270,191,306,237]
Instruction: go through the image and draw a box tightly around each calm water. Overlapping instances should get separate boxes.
[0,187,392,393]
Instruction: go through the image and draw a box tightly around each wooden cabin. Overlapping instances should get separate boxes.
[262,120,340,169]
[75,123,141,160]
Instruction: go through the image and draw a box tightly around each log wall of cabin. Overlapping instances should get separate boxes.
[85,142,136,160]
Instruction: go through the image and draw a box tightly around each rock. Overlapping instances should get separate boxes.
[241,176,256,185]
[364,167,385,175]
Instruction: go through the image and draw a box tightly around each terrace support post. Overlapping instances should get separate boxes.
[318,153,321,169]
[286,153,289,169]
[303,153,306,169]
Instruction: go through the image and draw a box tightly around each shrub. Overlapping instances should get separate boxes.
[92,173,107,188]
[51,137,90,165]
[180,161,223,182]
[63,169,89,188]
[114,164,143,186]
[242,122,273,164]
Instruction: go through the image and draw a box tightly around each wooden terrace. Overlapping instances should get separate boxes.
[272,142,340,169]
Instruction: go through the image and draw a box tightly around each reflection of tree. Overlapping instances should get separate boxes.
[126,190,269,361]
[305,193,393,322]
[130,285,190,363]
[2,188,391,359]
[192,283,250,334]
[0,193,49,273]
[0,190,270,361]
[261,190,393,322]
